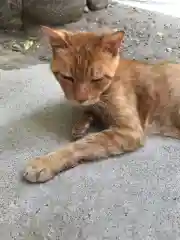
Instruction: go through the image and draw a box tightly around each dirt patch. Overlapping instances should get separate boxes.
[1,2,180,70]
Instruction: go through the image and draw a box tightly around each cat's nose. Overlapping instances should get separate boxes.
[78,99,86,104]
[75,93,88,103]
[74,84,88,103]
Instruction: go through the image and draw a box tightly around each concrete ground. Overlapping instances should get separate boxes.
[1,2,180,240]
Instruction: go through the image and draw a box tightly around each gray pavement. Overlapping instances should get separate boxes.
[1,64,180,239]
[1,2,180,239]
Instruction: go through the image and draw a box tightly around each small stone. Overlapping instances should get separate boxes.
[84,6,89,13]
[35,208,40,214]
[166,47,172,52]
[107,4,113,8]
[8,127,14,133]
[156,32,164,38]
[36,43,40,48]
[87,0,109,11]
[39,55,50,61]
[132,7,140,12]
[11,43,22,52]
[164,23,171,29]
[134,39,140,45]
[23,40,34,51]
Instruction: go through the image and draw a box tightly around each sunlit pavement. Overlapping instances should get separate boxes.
[115,0,180,18]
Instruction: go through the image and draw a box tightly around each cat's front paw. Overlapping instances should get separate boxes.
[23,156,55,183]
[71,113,94,141]
[71,122,90,141]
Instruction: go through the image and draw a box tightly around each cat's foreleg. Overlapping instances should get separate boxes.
[23,124,144,183]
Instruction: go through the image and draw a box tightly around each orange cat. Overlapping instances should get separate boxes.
[23,26,180,183]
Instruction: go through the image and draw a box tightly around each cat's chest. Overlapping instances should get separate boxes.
[90,102,117,127]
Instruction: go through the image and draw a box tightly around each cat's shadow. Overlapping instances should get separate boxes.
[2,101,104,153]
[26,101,82,141]
[2,102,82,153]
[27,101,103,141]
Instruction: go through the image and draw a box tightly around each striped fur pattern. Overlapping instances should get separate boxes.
[24,26,180,182]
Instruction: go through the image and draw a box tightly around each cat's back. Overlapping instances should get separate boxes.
[158,62,180,89]
[154,61,180,78]
[130,61,180,107]
[135,61,180,88]
[151,62,180,107]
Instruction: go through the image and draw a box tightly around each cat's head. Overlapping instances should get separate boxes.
[42,26,124,106]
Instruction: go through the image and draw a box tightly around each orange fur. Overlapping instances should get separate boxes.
[23,26,180,183]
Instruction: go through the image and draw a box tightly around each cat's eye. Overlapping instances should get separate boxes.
[60,73,74,82]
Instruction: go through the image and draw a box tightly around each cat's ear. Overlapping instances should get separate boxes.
[101,31,125,56]
[41,26,71,48]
